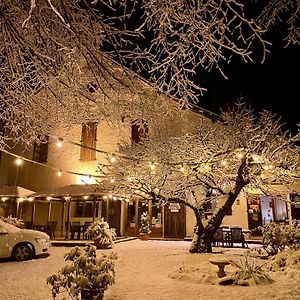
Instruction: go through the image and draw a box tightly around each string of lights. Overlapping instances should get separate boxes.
[0,148,106,179]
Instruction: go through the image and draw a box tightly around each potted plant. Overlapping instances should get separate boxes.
[0,215,24,228]
[86,218,116,249]
[139,211,151,240]
[47,244,117,300]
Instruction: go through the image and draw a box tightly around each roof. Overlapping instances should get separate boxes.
[31,184,106,198]
[0,185,35,197]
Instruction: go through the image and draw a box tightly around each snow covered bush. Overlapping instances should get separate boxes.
[230,255,273,285]
[260,221,300,255]
[139,212,151,235]
[267,249,300,273]
[86,218,116,248]
[47,244,117,300]
[0,215,24,228]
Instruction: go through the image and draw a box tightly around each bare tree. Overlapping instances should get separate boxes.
[102,103,300,253]
[0,1,299,148]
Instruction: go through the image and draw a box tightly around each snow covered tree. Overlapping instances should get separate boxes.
[139,211,151,235]
[1,1,299,149]
[102,103,300,253]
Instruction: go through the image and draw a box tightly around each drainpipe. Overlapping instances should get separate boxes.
[286,193,293,225]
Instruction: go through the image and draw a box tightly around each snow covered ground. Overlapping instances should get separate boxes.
[0,240,299,300]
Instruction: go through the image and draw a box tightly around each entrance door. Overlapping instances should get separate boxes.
[164,203,186,239]
[102,200,121,236]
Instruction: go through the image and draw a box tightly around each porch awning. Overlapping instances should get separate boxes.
[0,185,35,197]
[31,184,106,199]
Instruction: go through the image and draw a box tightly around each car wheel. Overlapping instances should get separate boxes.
[13,244,33,261]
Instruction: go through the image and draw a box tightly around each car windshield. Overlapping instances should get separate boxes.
[0,220,21,233]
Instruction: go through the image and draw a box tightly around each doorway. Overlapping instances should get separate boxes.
[164,202,186,239]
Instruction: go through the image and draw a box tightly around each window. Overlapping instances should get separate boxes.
[33,135,49,163]
[80,122,97,161]
[131,121,149,144]
[75,201,98,217]
[205,197,232,216]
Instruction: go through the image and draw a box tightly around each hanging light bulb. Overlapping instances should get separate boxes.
[110,155,116,163]
[204,164,210,171]
[221,160,227,166]
[56,138,63,148]
[110,178,115,183]
[236,152,244,159]
[15,157,23,166]
[150,162,156,170]
[57,170,62,177]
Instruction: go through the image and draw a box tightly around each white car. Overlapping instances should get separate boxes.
[0,220,50,261]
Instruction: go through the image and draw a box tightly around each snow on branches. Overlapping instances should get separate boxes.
[104,103,300,207]
[102,103,300,252]
[0,1,299,149]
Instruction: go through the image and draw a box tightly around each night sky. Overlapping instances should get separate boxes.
[197,32,299,134]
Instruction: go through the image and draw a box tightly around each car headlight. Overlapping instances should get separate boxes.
[35,237,48,244]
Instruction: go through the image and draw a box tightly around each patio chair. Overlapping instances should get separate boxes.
[46,221,57,239]
[83,222,93,240]
[230,227,248,248]
[212,228,224,247]
[70,222,84,240]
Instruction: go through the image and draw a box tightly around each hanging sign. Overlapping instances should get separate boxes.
[169,203,180,212]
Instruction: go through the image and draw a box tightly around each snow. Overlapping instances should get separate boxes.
[0,240,299,300]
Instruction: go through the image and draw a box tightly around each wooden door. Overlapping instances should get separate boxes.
[164,203,186,239]
[102,200,121,236]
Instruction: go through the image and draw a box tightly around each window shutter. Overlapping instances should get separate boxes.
[131,121,149,144]
[80,122,97,161]
[33,135,49,163]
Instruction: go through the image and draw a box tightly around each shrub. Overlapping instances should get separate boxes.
[0,215,24,228]
[259,221,300,255]
[230,255,273,285]
[47,244,117,300]
[86,218,116,247]
[267,249,300,272]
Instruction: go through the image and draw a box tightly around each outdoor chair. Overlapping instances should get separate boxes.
[70,222,84,240]
[46,221,57,239]
[212,228,224,247]
[83,222,92,240]
[230,227,248,248]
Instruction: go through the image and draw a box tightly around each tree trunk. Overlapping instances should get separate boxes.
[189,178,246,253]
[189,209,213,253]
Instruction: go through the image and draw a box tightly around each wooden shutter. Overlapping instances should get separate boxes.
[80,122,97,161]
[33,135,49,163]
[131,121,149,144]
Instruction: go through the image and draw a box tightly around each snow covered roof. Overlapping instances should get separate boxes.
[31,184,106,199]
[0,185,35,197]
